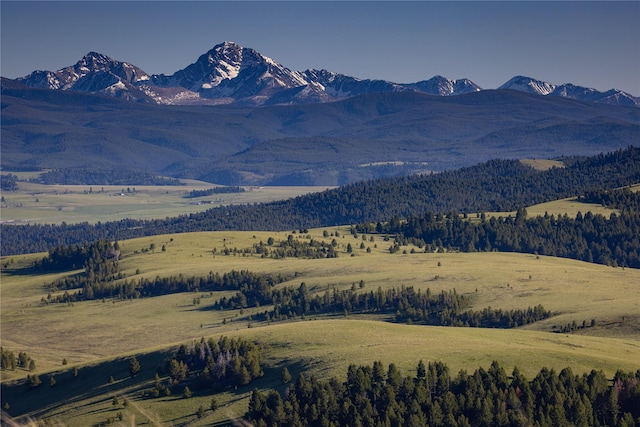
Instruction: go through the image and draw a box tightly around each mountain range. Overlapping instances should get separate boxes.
[10,41,639,107]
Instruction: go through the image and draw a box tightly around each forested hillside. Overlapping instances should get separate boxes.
[362,188,640,268]
[2,147,639,256]
[248,360,640,427]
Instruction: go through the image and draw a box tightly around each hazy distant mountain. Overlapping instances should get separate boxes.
[409,75,482,96]
[11,41,637,107]
[2,81,638,185]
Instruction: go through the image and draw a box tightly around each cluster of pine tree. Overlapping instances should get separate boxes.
[253,235,339,259]
[167,336,263,390]
[250,284,550,329]
[0,347,35,372]
[579,188,640,211]
[186,186,245,198]
[3,147,639,257]
[36,239,120,273]
[213,235,339,259]
[38,240,122,302]
[247,360,640,427]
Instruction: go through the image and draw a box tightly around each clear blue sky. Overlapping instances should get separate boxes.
[2,1,639,96]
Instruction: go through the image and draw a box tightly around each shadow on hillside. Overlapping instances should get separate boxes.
[1,349,174,422]
[2,343,319,426]
[1,265,41,277]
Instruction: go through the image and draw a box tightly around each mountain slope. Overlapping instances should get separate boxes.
[2,82,639,185]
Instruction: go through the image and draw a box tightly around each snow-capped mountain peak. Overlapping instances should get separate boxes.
[78,52,117,70]
[499,76,556,95]
[16,50,150,98]
[11,42,638,107]
[411,75,481,96]
[148,41,310,102]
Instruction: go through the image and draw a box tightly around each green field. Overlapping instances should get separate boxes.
[2,225,639,425]
[3,173,628,226]
[0,177,331,225]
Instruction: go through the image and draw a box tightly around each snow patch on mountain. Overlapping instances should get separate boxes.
[12,42,638,107]
[499,76,556,95]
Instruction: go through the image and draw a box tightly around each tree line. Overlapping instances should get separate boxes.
[244,283,550,329]
[44,267,286,303]
[186,186,245,198]
[31,168,184,186]
[2,146,639,256]
[247,360,640,427]
[34,238,551,331]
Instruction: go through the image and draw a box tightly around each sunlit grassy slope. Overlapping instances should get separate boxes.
[7,320,639,427]
[2,226,639,425]
[2,228,638,374]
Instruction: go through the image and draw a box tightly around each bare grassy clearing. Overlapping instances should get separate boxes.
[481,197,618,220]
[520,159,565,171]
[243,319,640,380]
[0,181,331,224]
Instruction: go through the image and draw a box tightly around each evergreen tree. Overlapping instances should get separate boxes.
[183,386,192,398]
[281,367,292,384]
[129,355,141,377]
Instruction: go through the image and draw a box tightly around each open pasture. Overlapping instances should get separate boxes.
[2,229,638,375]
[2,227,639,425]
[481,196,619,220]
[0,178,331,225]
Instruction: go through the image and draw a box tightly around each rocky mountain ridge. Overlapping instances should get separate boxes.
[13,41,638,107]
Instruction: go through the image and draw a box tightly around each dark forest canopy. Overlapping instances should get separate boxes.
[186,186,245,198]
[32,168,183,186]
[2,146,639,256]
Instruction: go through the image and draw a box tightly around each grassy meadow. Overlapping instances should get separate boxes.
[0,175,331,224]
[2,224,639,425]
[2,178,639,425]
